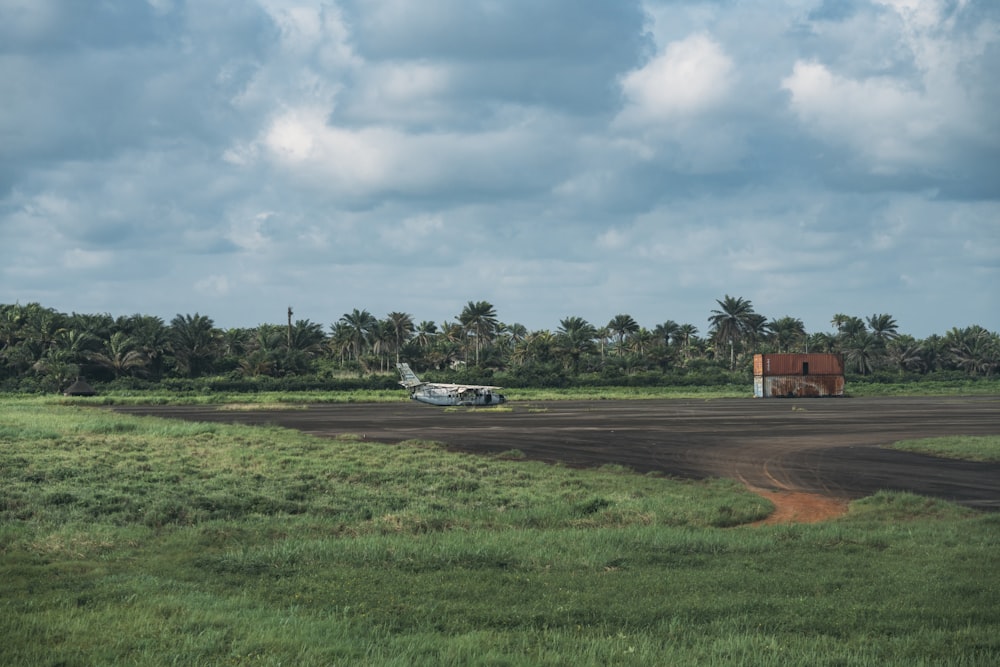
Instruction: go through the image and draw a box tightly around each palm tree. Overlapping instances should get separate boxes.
[49,329,100,366]
[168,313,221,378]
[745,313,769,349]
[0,304,26,351]
[120,314,170,380]
[607,314,639,357]
[414,321,438,350]
[34,328,98,386]
[807,332,837,354]
[286,319,326,354]
[338,309,377,362]
[945,326,1000,376]
[386,312,414,364]
[70,312,114,341]
[21,303,65,362]
[844,332,879,375]
[833,315,867,339]
[430,321,465,369]
[653,320,680,348]
[867,314,899,342]
[221,328,251,358]
[708,295,756,370]
[768,316,806,353]
[493,322,526,364]
[556,316,597,372]
[521,330,556,364]
[239,352,275,378]
[505,322,528,347]
[830,313,851,332]
[88,331,149,379]
[596,326,612,360]
[919,334,946,373]
[886,335,929,374]
[29,357,78,392]
[628,327,654,357]
[458,300,499,366]
[676,323,698,364]
[246,324,284,358]
[239,326,280,378]
[327,322,353,364]
[439,320,464,348]
[369,319,395,371]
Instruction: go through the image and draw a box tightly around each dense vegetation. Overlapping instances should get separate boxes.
[2,399,997,665]
[2,298,997,394]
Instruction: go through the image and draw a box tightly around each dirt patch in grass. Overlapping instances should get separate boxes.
[748,487,849,525]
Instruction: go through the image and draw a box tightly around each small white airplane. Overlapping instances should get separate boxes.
[397,363,507,406]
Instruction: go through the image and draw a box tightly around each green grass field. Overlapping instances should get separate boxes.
[889,435,1000,462]
[1,398,998,665]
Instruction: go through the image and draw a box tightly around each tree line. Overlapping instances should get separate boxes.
[1,297,997,392]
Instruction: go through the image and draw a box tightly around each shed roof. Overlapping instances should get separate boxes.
[63,378,97,396]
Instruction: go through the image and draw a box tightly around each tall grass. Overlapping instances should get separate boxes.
[1,399,997,665]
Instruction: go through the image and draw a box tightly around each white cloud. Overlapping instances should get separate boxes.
[258,1,359,69]
[264,108,323,162]
[379,214,445,252]
[875,0,962,31]
[782,61,934,168]
[365,61,450,105]
[247,102,576,198]
[194,274,231,297]
[62,248,112,270]
[616,33,734,126]
[782,0,1000,174]
[0,0,57,42]
[348,61,452,124]
[259,107,397,193]
[596,227,629,250]
[145,0,175,15]
[612,33,745,171]
[226,212,274,253]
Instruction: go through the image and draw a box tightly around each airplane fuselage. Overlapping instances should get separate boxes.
[397,362,506,407]
[409,384,506,406]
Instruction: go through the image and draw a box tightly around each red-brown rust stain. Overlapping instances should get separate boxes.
[746,486,849,525]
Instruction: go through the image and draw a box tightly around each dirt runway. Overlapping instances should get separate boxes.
[114,395,1000,511]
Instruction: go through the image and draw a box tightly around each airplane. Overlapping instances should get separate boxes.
[397,362,507,406]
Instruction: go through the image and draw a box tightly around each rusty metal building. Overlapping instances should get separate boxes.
[753,353,845,398]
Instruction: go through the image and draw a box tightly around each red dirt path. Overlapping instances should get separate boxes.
[748,488,849,525]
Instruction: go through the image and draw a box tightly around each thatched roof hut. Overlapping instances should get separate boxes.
[63,377,97,396]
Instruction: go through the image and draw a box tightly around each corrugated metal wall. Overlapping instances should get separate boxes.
[753,375,845,398]
[753,354,845,397]
[753,353,844,377]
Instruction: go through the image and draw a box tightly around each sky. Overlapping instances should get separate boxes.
[1,0,998,339]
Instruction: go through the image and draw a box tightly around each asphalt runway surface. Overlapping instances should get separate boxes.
[114,395,1000,510]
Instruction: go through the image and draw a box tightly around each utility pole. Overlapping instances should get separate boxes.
[287,306,293,348]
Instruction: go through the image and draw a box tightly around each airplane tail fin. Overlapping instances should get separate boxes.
[396,363,424,388]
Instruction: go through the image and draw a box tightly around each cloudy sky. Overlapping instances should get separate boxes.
[2,0,997,338]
